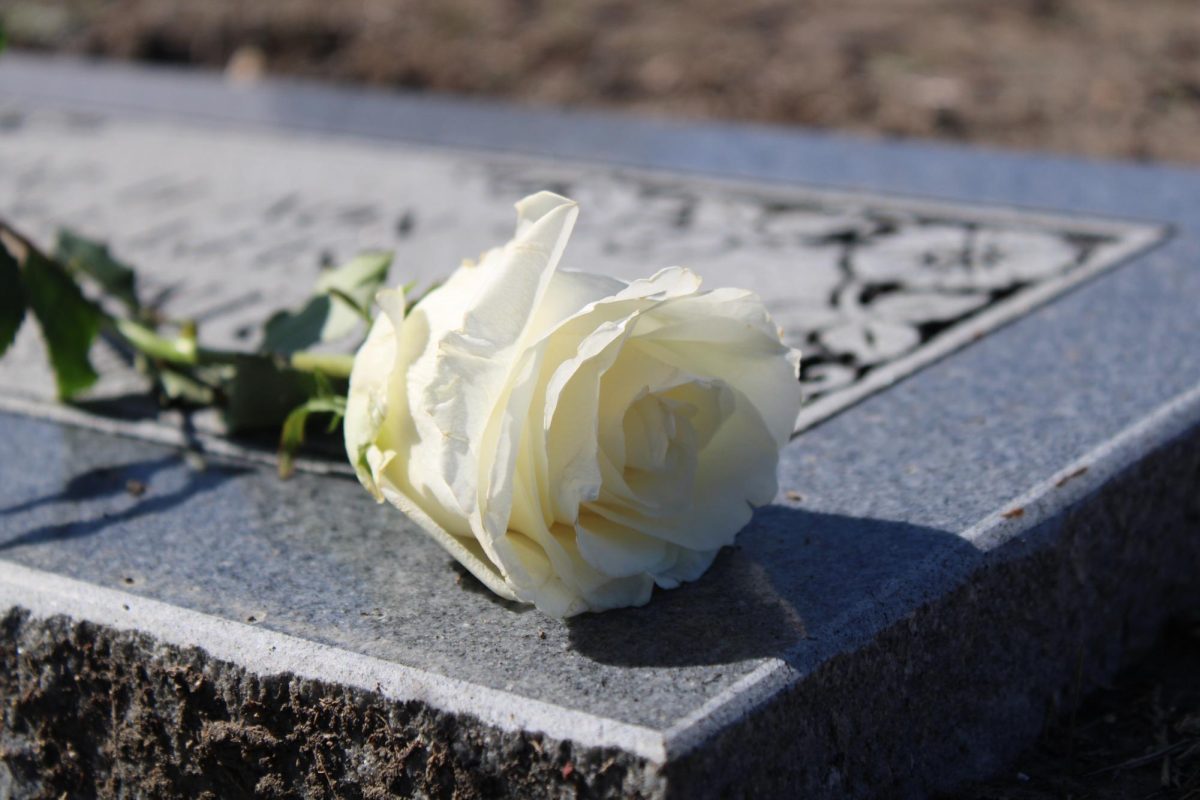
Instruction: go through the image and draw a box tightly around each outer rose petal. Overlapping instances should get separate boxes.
[343,287,401,500]
[345,289,519,601]
[392,193,579,581]
[416,192,579,517]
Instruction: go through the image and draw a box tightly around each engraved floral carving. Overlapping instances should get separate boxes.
[486,167,1130,419]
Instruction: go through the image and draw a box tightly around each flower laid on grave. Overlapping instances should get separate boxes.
[0,191,801,616]
[343,192,802,615]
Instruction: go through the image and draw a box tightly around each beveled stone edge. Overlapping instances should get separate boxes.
[0,558,668,764]
[960,378,1200,551]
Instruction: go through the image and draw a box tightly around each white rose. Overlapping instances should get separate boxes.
[344,192,802,617]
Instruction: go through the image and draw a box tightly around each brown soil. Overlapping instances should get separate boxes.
[3,0,1200,164]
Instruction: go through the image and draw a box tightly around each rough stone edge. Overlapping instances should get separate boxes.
[0,611,664,799]
[0,562,667,798]
[660,402,1200,798]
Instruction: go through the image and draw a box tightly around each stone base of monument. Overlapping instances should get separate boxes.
[0,54,1198,799]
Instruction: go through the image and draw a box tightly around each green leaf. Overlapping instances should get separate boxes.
[317,251,392,327]
[325,287,372,323]
[0,241,24,357]
[261,294,333,355]
[22,249,103,399]
[261,252,392,354]
[218,354,347,433]
[278,395,347,478]
[56,230,140,313]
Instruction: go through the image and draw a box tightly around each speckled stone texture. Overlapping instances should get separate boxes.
[1,54,1199,799]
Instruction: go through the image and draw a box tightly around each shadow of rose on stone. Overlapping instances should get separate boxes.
[567,505,983,669]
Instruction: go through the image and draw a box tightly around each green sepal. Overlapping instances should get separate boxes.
[278,393,347,478]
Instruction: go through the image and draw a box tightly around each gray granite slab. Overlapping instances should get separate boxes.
[0,53,1198,798]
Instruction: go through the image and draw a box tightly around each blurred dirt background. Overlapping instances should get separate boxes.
[3,0,1200,164]
[3,1,1200,798]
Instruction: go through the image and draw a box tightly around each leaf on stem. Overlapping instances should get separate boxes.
[21,248,103,399]
[219,354,348,433]
[278,394,347,478]
[55,230,140,314]
[261,252,392,354]
[262,295,332,355]
[0,241,24,357]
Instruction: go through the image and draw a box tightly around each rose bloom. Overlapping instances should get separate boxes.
[345,192,801,616]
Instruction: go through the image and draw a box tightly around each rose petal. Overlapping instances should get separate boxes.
[542,316,636,523]
[653,546,721,589]
[423,192,579,516]
[343,286,403,500]
[576,511,672,578]
[634,329,800,447]
[588,386,777,551]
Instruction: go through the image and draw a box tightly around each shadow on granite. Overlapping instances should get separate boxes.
[568,506,981,668]
[71,391,164,422]
[0,454,248,552]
